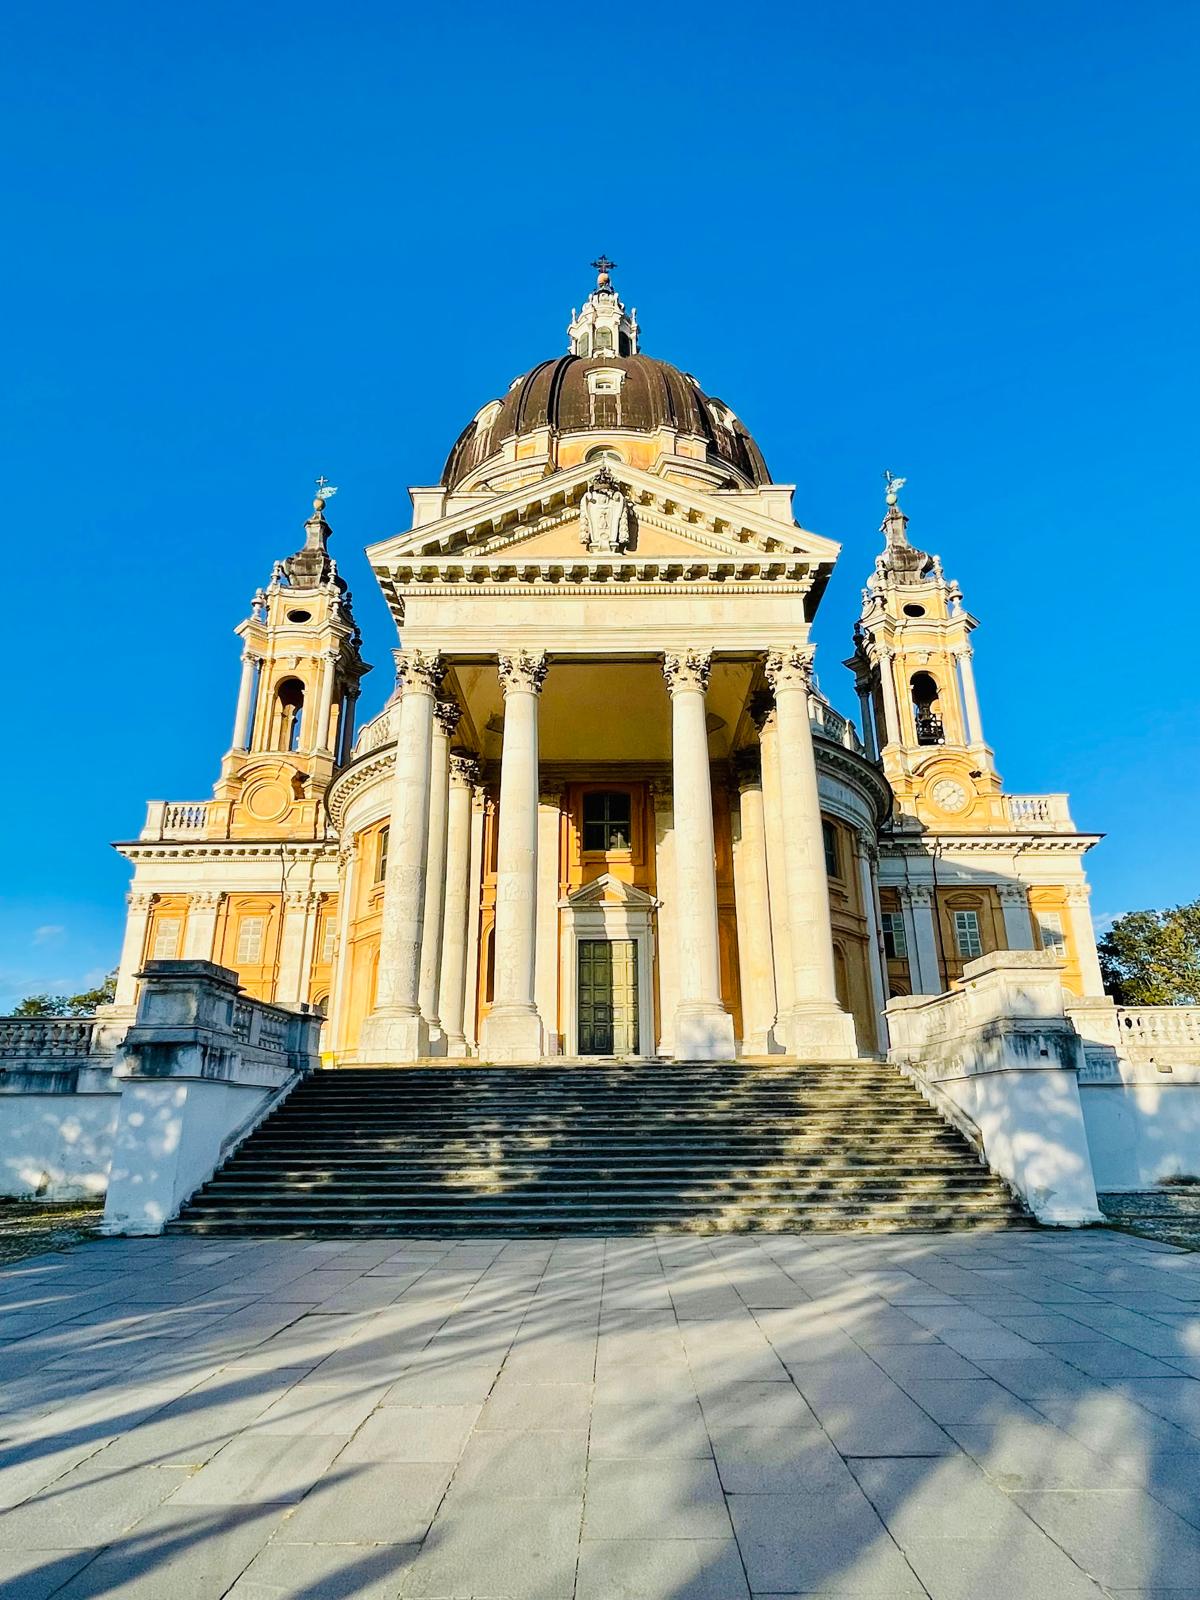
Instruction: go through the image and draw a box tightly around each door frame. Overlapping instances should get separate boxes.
[559,873,658,1058]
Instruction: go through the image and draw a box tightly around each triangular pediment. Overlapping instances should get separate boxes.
[560,872,659,910]
[367,460,840,572]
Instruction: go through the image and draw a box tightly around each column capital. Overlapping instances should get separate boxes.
[449,751,481,787]
[498,650,548,696]
[434,696,462,738]
[662,647,712,695]
[240,648,261,666]
[538,780,566,805]
[1064,884,1092,907]
[648,777,673,810]
[395,648,444,696]
[853,828,878,863]
[127,890,154,912]
[765,644,816,693]
[190,890,223,909]
[900,883,934,907]
[997,882,1030,907]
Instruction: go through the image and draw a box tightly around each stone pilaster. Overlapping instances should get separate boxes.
[899,883,941,994]
[751,691,794,1045]
[1065,883,1106,995]
[182,891,223,961]
[998,881,1035,951]
[114,891,154,1007]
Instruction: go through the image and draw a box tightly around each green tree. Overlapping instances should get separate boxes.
[1099,902,1200,1005]
[10,971,117,1018]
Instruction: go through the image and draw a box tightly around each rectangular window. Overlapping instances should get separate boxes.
[1038,912,1067,956]
[150,916,181,959]
[582,791,632,853]
[376,826,390,883]
[881,911,908,960]
[320,919,337,964]
[236,915,265,964]
[953,909,983,959]
[822,819,840,878]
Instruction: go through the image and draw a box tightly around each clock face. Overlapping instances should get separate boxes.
[930,778,969,814]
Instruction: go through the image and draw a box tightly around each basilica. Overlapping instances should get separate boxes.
[111,265,1105,1067]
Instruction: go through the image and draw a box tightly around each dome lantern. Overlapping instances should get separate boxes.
[567,256,639,358]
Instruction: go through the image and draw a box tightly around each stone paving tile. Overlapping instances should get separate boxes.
[1011,1486,1200,1589]
[726,1487,925,1596]
[588,1397,711,1459]
[227,1537,420,1598]
[575,1536,749,1599]
[900,1528,1107,1598]
[339,1405,481,1464]
[0,1546,98,1600]
[452,1429,589,1498]
[272,1461,451,1543]
[168,1431,349,1506]
[50,1503,289,1599]
[583,1459,731,1540]
[400,1496,582,1599]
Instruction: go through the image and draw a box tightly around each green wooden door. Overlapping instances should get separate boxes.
[578,939,639,1056]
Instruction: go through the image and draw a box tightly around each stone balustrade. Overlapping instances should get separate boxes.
[808,697,864,754]
[353,707,396,756]
[0,1017,103,1060]
[1004,793,1075,831]
[141,800,210,840]
[1117,1006,1200,1049]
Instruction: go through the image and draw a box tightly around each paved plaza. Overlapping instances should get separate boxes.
[1,1230,1199,1598]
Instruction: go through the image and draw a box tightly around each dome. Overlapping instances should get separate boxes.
[440,265,770,493]
[442,354,772,492]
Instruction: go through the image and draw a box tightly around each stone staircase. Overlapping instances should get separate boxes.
[168,1063,1030,1235]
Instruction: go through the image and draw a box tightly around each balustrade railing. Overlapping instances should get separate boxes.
[141,800,210,840]
[0,1017,101,1059]
[1004,793,1075,832]
[1116,1007,1200,1049]
[809,698,864,754]
[354,707,395,756]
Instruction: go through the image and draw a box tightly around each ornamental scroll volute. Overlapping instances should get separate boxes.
[579,467,632,553]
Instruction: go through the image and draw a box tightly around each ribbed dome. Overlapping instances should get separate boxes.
[441,354,771,491]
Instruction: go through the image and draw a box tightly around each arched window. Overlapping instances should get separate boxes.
[910,672,944,746]
[594,327,614,352]
[274,678,305,752]
[585,446,623,464]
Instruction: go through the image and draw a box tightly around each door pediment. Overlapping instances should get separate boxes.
[560,872,660,911]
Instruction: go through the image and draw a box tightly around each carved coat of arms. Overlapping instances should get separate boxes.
[580,467,632,552]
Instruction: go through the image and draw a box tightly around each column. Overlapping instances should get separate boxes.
[481,650,548,1060]
[765,646,858,1058]
[231,651,258,751]
[854,832,889,1053]
[753,694,794,1045]
[732,750,778,1055]
[662,649,735,1060]
[1065,883,1106,995]
[955,645,985,746]
[998,882,1035,950]
[325,844,357,1058]
[359,648,442,1061]
[876,647,902,747]
[462,790,489,1051]
[113,891,154,1007]
[901,884,941,993]
[439,753,480,1056]
[856,684,879,760]
[417,697,459,1049]
[183,891,222,960]
[339,688,359,766]
[535,782,564,1055]
[650,781,680,1055]
[314,650,337,753]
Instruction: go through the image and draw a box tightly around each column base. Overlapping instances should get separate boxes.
[357,1008,430,1064]
[782,1004,859,1061]
[480,1005,545,1062]
[672,1003,737,1062]
[443,1033,471,1059]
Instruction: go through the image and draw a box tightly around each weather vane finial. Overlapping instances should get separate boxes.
[313,474,339,513]
[883,470,906,509]
[590,254,617,289]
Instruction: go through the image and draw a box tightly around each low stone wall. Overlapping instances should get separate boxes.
[0,962,320,1227]
[887,952,1104,1225]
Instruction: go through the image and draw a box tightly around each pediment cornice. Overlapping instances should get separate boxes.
[368,461,839,570]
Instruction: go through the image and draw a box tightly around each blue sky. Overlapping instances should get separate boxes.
[2,1,1197,1007]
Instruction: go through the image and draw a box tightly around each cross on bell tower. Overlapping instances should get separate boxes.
[568,258,639,357]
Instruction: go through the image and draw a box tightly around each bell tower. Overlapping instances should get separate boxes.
[214,482,369,840]
[847,475,1005,832]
